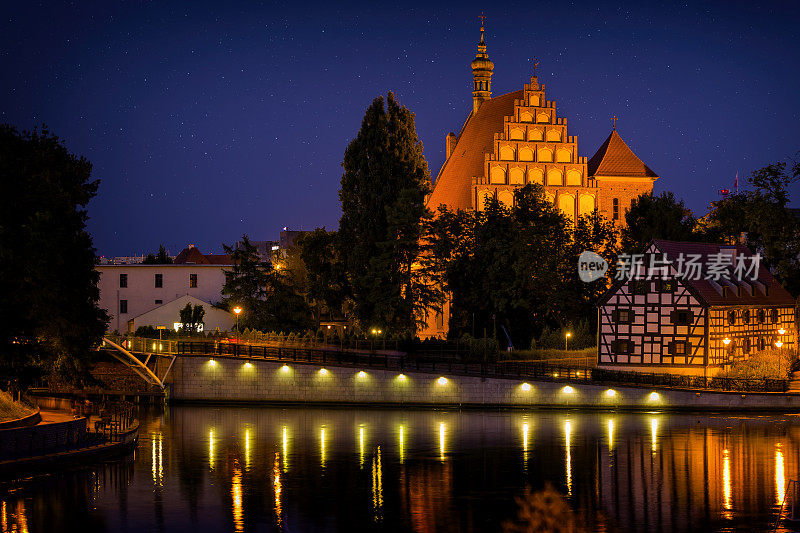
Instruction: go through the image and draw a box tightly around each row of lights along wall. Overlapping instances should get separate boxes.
[204,359,664,403]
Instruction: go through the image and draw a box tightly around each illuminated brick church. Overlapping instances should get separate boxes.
[422,22,659,339]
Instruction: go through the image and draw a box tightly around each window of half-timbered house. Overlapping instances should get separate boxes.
[744,338,751,353]
[727,310,736,325]
[656,279,676,293]
[758,337,765,350]
[757,309,766,324]
[771,308,779,323]
[668,340,690,355]
[671,310,693,325]
[615,309,634,323]
[630,280,649,294]
[613,340,633,354]
[742,309,750,324]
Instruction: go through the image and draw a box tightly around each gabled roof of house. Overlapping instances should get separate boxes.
[650,240,794,307]
[426,90,522,212]
[174,246,232,265]
[587,129,658,178]
[598,240,795,307]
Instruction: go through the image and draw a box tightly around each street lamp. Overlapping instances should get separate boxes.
[723,337,731,346]
[565,332,572,351]
[233,306,242,333]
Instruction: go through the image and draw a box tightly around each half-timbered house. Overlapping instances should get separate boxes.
[598,240,796,376]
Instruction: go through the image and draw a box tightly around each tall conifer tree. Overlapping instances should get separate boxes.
[338,93,436,334]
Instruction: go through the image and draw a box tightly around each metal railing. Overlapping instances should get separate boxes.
[105,336,790,393]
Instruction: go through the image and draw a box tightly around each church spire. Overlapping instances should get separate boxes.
[471,13,494,114]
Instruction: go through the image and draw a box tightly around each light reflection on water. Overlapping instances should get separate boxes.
[2,406,800,532]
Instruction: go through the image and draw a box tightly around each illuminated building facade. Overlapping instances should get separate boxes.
[597,240,796,376]
[421,22,658,339]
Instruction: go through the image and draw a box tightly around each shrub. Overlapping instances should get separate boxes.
[535,320,594,350]
[717,348,793,380]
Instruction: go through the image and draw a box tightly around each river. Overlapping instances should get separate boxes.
[2,405,800,532]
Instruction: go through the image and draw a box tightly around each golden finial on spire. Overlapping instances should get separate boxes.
[478,12,486,44]
[530,56,539,77]
[611,115,617,130]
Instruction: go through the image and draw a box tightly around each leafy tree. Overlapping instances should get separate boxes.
[0,125,108,388]
[338,92,439,334]
[704,156,800,294]
[179,303,205,333]
[427,184,618,347]
[142,244,172,264]
[296,228,349,321]
[621,191,697,253]
[221,235,312,332]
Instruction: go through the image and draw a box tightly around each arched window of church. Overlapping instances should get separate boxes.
[612,198,619,220]
[528,167,544,184]
[528,129,543,141]
[578,194,595,216]
[546,129,562,142]
[498,190,514,207]
[556,148,571,163]
[477,189,493,210]
[536,112,550,123]
[558,194,575,221]
[529,94,540,106]
[520,111,533,122]
[500,145,515,160]
[566,169,582,186]
[509,167,524,185]
[538,148,553,162]
[547,168,562,186]
[509,128,524,141]
[518,146,534,162]
[490,166,506,184]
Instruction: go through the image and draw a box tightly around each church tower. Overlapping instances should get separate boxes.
[471,15,494,114]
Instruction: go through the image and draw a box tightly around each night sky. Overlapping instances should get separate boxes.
[3,1,799,257]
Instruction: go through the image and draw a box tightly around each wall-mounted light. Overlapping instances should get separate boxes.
[649,391,660,401]
[605,389,616,398]
[521,383,531,392]
[723,337,731,345]
[437,377,448,385]
[562,386,575,394]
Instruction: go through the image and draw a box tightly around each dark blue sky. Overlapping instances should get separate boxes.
[3,1,799,257]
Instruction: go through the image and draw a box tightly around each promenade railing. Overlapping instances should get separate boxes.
[104,336,790,393]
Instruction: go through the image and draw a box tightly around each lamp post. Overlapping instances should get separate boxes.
[565,332,572,351]
[233,306,242,334]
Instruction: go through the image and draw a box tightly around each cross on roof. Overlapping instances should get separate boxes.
[611,115,617,130]
[479,12,486,30]
[530,56,539,76]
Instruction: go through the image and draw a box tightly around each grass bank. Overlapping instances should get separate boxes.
[0,391,35,423]
[499,347,596,367]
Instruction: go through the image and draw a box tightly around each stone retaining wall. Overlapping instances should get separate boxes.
[168,355,800,410]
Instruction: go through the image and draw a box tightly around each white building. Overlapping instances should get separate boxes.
[97,246,232,333]
[125,294,234,333]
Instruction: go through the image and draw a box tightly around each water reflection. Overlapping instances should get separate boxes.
[231,460,243,533]
[273,452,283,528]
[777,443,785,506]
[564,419,572,496]
[723,448,732,518]
[5,407,800,532]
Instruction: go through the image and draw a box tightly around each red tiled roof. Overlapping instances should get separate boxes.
[426,90,522,211]
[588,129,658,178]
[651,240,795,307]
[174,247,232,265]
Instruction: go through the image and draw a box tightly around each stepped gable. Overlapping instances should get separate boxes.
[427,90,521,212]
[588,129,658,178]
